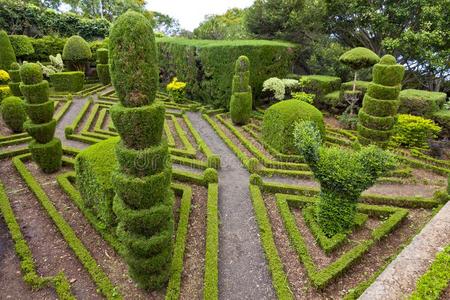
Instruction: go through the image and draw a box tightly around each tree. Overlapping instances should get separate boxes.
[151,11,181,36]
[194,8,250,40]
[339,47,380,92]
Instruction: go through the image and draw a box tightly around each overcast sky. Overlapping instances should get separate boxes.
[146,0,255,31]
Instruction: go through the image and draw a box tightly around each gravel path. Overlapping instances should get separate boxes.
[360,200,450,299]
[187,112,275,300]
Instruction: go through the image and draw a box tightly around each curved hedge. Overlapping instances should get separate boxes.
[262,99,325,154]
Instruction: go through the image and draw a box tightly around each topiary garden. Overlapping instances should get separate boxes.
[0,5,449,300]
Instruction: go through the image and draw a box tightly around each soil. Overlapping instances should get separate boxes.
[177,116,206,161]
[167,119,184,149]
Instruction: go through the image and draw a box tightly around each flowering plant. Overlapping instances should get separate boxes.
[166,77,187,103]
[0,70,10,84]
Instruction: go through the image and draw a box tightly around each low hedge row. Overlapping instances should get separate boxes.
[50,71,84,92]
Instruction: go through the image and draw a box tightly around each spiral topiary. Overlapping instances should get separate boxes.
[96,48,111,85]
[0,30,16,71]
[109,10,173,290]
[357,54,405,147]
[8,62,22,96]
[230,55,253,125]
[294,121,396,237]
[62,35,92,71]
[19,63,61,173]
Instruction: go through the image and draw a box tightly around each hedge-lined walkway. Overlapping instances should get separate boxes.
[187,112,276,299]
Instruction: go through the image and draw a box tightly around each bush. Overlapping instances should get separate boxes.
[262,99,325,154]
[25,100,54,124]
[0,31,16,71]
[19,81,50,104]
[166,77,186,103]
[29,138,62,174]
[27,36,66,62]
[96,48,109,64]
[0,69,10,84]
[110,11,158,107]
[432,110,450,137]
[8,35,34,59]
[391,114,441,148]
[96,48,110,85]
[49,72,84,92]
[157,38,295,108]
[339,47,380,70]
[8,63,21,96]
[291,91,315,104]
[262,77,285,101]
[294,121,396,236]
[0,85,11,102]
[300,75,341,106]
[62,35,92,71]
[230,55,252,125]
[19,63,43,85]
[398,89,447,117]
[24,119,56,143]
[341,80,370,94]
[1,96,26,132]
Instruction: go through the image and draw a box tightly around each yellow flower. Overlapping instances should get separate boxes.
[0,70,10,84]
[166,77,187,91]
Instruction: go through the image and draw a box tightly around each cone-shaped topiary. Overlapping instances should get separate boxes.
[19,63,61,173]
[0,31,16,71]
[357,54,405,147]
[62,35,92,71]
[96,48,111,85]
[1,96,26,132]
[109,10,173,290]
[230,55,253,125]
[8,62,22,96]
[294,121,396,237]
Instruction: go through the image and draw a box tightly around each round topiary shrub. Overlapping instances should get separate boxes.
[19,63,43,85]
[0,30,16,71]
[62,35,92,71]
[109,10,158,107]
[1,96,26,132]
[262,99,325,154]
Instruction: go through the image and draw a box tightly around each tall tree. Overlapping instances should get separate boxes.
[194,8,250,40]
[151,11,181,36]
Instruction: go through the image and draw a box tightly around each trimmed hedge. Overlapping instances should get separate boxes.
[20,81,50,104]
[9,35,34,59]
[262,99,325,154]
[399,89,447,117]
[230,55,252,125]
[62,35,92,71]
[49,72,84,92]
[432,109,450,137]
[29,138,62,173]
[24,119,56,143]
[300,75,341,106]
[1,96,26,132]
[157,37,296,108]
[0,30,16,70]
[8,63,22,96]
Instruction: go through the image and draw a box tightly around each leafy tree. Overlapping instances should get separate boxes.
[194,8,250,40]
[151,11,181,36]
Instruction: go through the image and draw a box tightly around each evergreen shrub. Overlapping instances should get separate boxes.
[49,71,84,92]
[0,30,16,71]
[1,96,26,132]
[398,89,447,117]
[230,55,252,125]
[62,35,92,71]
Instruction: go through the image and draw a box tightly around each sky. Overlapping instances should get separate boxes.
[146,0,255,31]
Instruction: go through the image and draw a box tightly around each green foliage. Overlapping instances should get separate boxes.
[203,168,218,183]
[339,47,380,70]
[24,119,56,144]
[432,109,450,137]
[24,101,54,124]
[49,72,84,92]
[27,36,67,62]
[262,77,285,101]
[8,64,21,96]
[96,48,109,64]
[291,92,315,104]
[29,138,62,173]
[262,99,325,154]
[62,35,92,71]
[157,38,295,108]
[0,30,16,71]
[300,75,341,106]
[19,63,43,85]
[391,114,441,148]
[193,8,249,40]
[109,10,158,107]
[1,96,26,132]
[8,35,34,59]
[19,81,50,104]
[230,55,252,125]
[294,121,396,236]
[0,85,11,102]
[399,89,447,117]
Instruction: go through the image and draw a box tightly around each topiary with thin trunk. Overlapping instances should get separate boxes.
[230,55,253,125]
[19,63,61,173]
[294,121,396,237]
[62,35,92,72]
[109,10,173,290]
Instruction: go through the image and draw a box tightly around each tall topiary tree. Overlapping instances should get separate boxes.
[20,63,62,173]
[96,48,111,85]
[339,47,380,92]
[230,55,252,125]
[357,55,405,147]
[8,62,22,96]
[62,35,92,72]
[0,30,17,71]
[294,121,396,237]
[109,10,173,290]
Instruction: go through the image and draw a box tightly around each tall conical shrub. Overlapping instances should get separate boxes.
[109,11,173,290]
[357,55,405,147]
[0,31,16,71]
[20,63,61,173]
[8,62,22,96]
[230,55,252,125]
[96,48,111,85]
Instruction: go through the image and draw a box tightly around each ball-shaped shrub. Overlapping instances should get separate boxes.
[19,63,43,85]
[109,10,158,107]
[262,99,325,153]
[0,31,16,71]
[62,35,92,71]
[1,96,26,132]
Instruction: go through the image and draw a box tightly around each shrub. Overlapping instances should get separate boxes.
[291,91,315,104]
[157,38,295,108]
[432,110,450,137]
[8,62,22,96]
[0,85,11,102]
[109,10,173,290]
[358,55,404,147]
[166,77,186,103]
[294,121,396,236]
[262,99,325,154]
[300,75,341,106]
[391,114,441,148]
[230,55,252,125]
[262,77,285,101]
[29,138,62,174]
[19,63,43,85]
[282,78,300,96]
[398,89,447,117]
[96,48,110,85]
[8,35,34,59]
[1,96,26,132]
[49,71,84,92]
[0,69,10,84]
[0,30,16,71]
[62,35,92,71]
[110,11,158,107]
[96,48,109,64]
[27,36,66,62]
